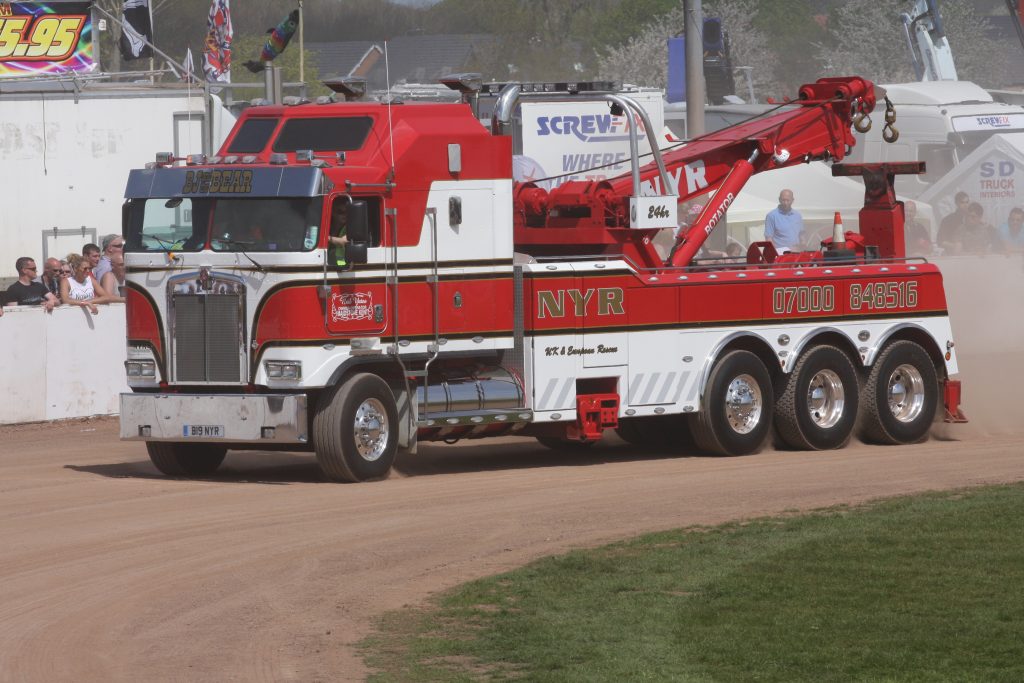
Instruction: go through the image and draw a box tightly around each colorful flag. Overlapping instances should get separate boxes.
[244,10,299,73]
[119,0,154,60]
[203,0,232,83]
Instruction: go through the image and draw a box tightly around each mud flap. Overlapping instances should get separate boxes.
[943,379,968,423]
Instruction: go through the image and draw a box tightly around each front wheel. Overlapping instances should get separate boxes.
[775,345,860,450]
[146,442,227,476]
[692,350,774,456]
[859,340,939,445]
[313,373,399,482]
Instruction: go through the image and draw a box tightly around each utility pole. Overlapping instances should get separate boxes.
[299,0,305,85]
[684,0,705,137]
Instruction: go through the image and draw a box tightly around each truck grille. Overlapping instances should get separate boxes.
[172,294,244,383]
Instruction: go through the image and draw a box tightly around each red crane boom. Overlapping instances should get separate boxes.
[512,77,877,268]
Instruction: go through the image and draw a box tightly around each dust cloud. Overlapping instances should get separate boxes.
[934,254,1024,438]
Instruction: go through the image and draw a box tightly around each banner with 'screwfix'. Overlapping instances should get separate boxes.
[0,1,95,78]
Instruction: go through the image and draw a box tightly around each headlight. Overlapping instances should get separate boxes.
[265,360,302,380]
[125,360,156,377]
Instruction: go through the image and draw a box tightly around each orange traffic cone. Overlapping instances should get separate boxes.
[832,211,845,247]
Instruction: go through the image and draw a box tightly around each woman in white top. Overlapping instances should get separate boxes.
[61,253,112,315]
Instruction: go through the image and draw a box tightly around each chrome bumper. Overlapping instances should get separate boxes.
[119,393,308,443]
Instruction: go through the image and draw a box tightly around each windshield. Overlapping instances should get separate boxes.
[210,198,323,251]
[125,197,323,252]
[952,130,1024,162]
[125,197,209,252]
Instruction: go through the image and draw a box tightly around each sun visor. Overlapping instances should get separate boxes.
[124,166,324,199]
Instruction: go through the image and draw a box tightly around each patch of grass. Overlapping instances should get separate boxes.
[363,484,1024,682]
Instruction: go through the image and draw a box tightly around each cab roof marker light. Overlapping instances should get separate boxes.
[283,95,308,106]
[250,98,271,107]
[186,153,207,166]
[224,155,239,164]
[295,150,314,162]
[242,155,258,164]
[269,153,288,165]
[315,95,334,105]
[208,155,223,164]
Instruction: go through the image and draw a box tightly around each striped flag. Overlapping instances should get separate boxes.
[203,0,233,83]
[119,0,154,60]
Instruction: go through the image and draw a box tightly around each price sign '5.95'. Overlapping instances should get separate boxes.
[0,14,85,61]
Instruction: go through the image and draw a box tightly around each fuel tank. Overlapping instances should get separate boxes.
[415,366,523,414]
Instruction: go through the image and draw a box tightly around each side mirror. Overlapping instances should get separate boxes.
[346,200,370,243]
[345,242,368,264]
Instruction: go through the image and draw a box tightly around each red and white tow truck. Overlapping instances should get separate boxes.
[119,75,965,481]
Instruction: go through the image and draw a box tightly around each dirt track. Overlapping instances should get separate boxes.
[0,404,1021,682]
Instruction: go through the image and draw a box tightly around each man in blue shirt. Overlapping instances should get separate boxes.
[764,188,804,252]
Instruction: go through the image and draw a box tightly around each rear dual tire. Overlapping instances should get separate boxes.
[692,350,774,456]
[859,340,939,445]
[775,345,860,450]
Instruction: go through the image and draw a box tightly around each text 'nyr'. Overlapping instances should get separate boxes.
[537,288,624,318]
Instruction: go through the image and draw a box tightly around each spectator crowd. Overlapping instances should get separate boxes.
[0,235,126,317]
[763,189,1024,257]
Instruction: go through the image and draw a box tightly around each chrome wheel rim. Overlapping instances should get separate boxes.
[353,398,389,461]
[887,364,925,423]
[725,374,763,434]
[807,369,845,429]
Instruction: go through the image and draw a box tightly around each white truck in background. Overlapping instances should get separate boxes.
[508,85,667,190]
[846,80,1024,199]
[843,0,1024,200]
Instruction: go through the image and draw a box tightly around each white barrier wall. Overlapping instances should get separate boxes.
[0,303,128,425]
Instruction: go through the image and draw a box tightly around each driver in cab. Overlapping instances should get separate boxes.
[328,205,349,268]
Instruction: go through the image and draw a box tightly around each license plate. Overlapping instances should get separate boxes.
[183,424,225,438]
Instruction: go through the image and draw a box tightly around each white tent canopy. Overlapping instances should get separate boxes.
[729,162,867,222]
[919,132,1024,228]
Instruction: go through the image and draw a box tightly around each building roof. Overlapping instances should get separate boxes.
[307,34,494,91]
